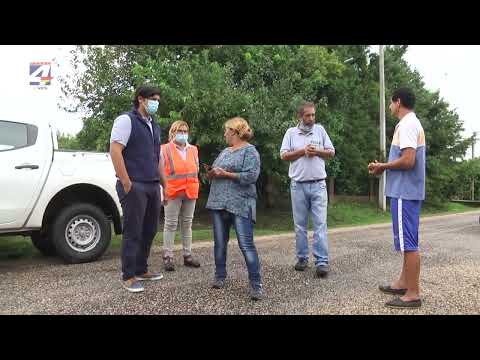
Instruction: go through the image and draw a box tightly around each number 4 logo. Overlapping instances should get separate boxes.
[29,62,53,86]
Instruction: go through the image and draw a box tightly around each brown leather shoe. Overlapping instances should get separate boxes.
[184,255,200,268]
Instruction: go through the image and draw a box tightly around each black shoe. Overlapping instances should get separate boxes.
[294,259,308,271]
[249,285,264,301]
[315,265,329,278]
[379,285,407,296]
[163,257,175,272]
[211,278,225,289]
[184,255,201,268]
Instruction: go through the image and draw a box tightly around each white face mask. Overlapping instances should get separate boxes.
[145,99,159,115]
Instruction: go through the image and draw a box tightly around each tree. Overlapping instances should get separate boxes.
[453,159,480,200]
[57,133,81,150]
[60,45,472,207]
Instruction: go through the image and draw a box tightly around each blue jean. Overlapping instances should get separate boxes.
[211,209,262,289]
[290,180,329,267]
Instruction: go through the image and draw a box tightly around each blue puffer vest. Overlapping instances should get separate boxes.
[122,108,161,182]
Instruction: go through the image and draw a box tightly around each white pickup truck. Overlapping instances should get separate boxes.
[0,118,123,263]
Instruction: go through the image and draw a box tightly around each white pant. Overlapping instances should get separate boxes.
[163,192,196,258]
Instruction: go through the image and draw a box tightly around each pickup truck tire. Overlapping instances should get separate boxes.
[50,203,112,264]
[31,231,57,256]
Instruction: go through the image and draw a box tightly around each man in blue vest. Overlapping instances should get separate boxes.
[110,85,167,293]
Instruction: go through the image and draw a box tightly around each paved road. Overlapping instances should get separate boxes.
[1,211,479,315]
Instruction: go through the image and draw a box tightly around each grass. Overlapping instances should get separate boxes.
[0,237,38,259]
[1,200,478,260]
[422,201,478,215]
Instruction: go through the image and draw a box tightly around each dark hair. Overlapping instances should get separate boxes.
[133,85,161,108]
[391,87,415,110]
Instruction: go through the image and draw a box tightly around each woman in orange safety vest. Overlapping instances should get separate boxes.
[161,120,200,271]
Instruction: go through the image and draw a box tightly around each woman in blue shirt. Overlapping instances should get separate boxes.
[205,117,263,301]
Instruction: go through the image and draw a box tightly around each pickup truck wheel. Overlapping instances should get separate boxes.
[31,231,57,256]
[50,203,111,264]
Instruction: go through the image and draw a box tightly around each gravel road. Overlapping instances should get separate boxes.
[1,211,479,315]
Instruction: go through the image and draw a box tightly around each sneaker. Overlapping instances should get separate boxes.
[184,255,200,268]
[250,285,264,301]
[122,278,144,293]
[136,271,164,281]
[294,259,308,271]
[163,257,175,272]
[211,278,225,289]
[315,265,329,278]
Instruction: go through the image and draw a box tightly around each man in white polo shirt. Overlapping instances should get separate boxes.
[280,101,335,278]
[369,87,426,309]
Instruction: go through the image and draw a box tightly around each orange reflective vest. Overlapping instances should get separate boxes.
[161,141,199,199]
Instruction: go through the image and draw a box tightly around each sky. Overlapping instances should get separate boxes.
[404,45,480,158]
[0,45,478,157]
[0,45,83,135]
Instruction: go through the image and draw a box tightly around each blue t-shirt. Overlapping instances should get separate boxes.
[385,112,426,201]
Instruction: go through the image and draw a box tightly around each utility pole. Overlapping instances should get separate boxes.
[472,132,477,200]
[379,45,386,211]
[472,178,475,201]
[472,132,477,159]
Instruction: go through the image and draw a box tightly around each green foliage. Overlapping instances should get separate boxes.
[60,45,472,206]
[57,133,81,150]
[452,158,480,201]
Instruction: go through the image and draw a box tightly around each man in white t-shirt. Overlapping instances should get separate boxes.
[368,87,426,309]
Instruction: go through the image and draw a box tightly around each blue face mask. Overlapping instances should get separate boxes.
[145,99,159,115]
[175,133,188,144]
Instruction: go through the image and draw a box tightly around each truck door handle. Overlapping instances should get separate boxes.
[15,164,39,170]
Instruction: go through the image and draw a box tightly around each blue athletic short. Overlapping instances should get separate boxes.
[390,198,422,252]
